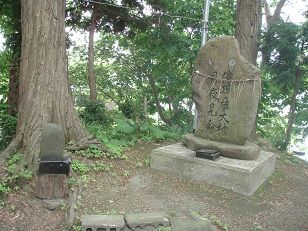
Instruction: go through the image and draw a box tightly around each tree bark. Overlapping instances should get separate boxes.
[235,0,261,65]
[1,0,89,167]
[88,3,99,101]
[8,56,20,116]
[235,0,262,140]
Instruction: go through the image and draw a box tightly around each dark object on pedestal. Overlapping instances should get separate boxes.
[38,156,71,175]
[196,149,220,160]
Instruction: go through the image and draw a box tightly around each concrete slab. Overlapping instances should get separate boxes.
[170,217,215,231]
[150,143,276,196]
[81,215,127,231]
[124,212,169,230]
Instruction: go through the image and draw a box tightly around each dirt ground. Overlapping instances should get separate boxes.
[1,141,308,231]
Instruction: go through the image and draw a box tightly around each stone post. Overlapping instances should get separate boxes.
[35,123,70,199]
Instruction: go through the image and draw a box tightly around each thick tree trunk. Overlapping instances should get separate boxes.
[235,0,260,65]
[88,3,98,101]
[235,0,261,140]
[8,56,19,116]
[1,0,89,166]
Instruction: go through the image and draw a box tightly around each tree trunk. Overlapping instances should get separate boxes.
[8,56,20,116]
[280,68,301,151]
[235,0,261,140]
[235,0,260,65]
[264,0,287,27]
[87,3,99,101]
[147,74,173,124]
[280,36,305,151]
[1,0,89,166]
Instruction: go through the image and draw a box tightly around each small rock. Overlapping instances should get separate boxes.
[41,199,65,210]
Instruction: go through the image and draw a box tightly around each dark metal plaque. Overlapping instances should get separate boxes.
[196,149,220,160]
[38,156,71,175]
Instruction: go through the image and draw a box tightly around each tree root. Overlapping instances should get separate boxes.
[0,134,23,165]
[65,136,112,154]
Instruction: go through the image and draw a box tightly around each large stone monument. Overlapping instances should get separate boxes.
[183,36,261,160]
[150,36,276,196]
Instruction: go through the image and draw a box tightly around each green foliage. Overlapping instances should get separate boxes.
[0,153,32,204]
[71,160,90,175]
[0,102,17,151]
[76,144,105,159]
[92,161,111,172]
[78,98,114,128]
[0,50,17,151]
[258,21,308,149]
[86,116,181,156]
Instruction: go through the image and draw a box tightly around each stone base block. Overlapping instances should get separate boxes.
[183,133,260,160]
[81,215,127,231]
[150,143,276,196]
[125,212,169,231]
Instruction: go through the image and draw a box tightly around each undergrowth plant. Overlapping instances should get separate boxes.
[86,116,182,155]
[0,153,33,206]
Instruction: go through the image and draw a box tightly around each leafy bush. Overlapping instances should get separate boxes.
[86,116,182,156]
[78,98,114,128]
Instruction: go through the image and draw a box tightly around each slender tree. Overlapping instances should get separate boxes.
[88,3,99,101]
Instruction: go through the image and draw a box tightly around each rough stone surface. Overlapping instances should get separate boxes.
[40,123,65,159]
[125,212,169,231]
[192,36,261,146]
[150,143,276,196]
[35,174,68,199]
[41,199,65,210]
[171,217,216,231]
[183,133,260,160]
[81,215,127,231]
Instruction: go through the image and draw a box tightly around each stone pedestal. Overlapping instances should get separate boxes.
[35,174,68,199]
[183,133,260,160]
[150,143,276,196]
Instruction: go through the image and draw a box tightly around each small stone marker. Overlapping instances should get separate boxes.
[171,217,216,231]
[35,123,69,200]
[124,212,170,231]
[81,215,127,231]
[183,36,261,160]
[40,123,65,159]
